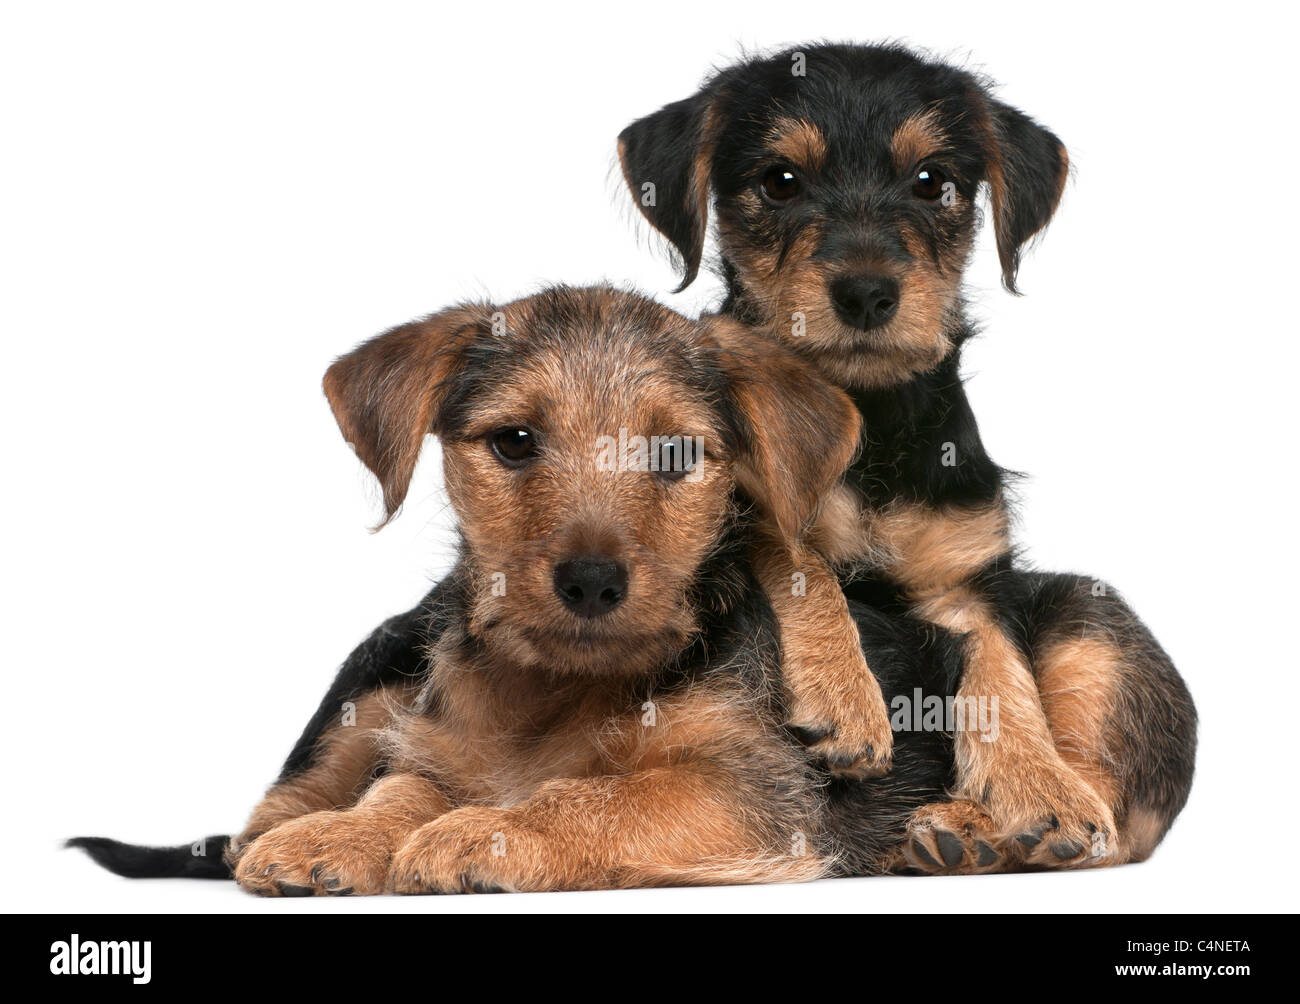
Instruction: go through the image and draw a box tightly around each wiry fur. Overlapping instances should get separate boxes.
[69,286,960,893]
[617,42,1196,872]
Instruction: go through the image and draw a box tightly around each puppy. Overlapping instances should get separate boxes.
[71,286,963,892]
[617,43,1197,870]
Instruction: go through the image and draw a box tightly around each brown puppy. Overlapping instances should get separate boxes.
[228,285,870,894]
[617,44,1196,872]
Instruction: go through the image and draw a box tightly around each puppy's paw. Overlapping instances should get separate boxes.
[974,766,1116,870]
[388,808,531,895]
[233,811,395,897]
[903,800,1002,875]
[785,661,894,779]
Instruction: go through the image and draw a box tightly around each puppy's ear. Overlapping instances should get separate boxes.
[709,318,862,545]
[982,97,1069,294]
[617,88,721,292]
[322,305,485,526]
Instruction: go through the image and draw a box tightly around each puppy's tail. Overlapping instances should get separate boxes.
[65,835,233,880]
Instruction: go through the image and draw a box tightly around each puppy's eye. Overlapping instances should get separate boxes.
[760,165,801,204]
[655,437,696,483]
[912,164,946,200]
[488,427,537,467]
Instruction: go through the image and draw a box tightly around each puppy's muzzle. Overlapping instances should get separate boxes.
[553,556,628,619]
[829,274,900,331]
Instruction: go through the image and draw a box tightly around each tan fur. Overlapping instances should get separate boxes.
[890,108,948,170]
[385,290,740,679]
[389,768,824,894]
[1037,638,1121,807]
[1123,807,1166,864]
[809,494,1009,589]
[237,666,828,894]
[868,501,1011,595]
[724,232,966,390]
[768,117,828,171]
[1031,636,1133,867]
[807,482,872,566]
[383,680,825,892]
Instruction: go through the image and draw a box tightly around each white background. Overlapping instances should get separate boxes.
[3,1,1295,913]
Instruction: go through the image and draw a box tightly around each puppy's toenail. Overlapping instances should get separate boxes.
[936,831,964,868]
[1050,840,1083,860]
[911,841,941,868]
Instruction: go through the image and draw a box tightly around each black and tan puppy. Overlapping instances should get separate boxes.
[617,43,1196,871]
[71,286,964,893]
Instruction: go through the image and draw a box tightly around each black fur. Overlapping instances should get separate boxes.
[844,348,1005,510]
[65,835,232,879]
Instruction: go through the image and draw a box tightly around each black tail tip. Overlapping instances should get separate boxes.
[66,835,233,880]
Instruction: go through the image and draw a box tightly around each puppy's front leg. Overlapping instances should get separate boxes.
[755,544,893,777]
[235,773,451,896]
[388,766,825,894]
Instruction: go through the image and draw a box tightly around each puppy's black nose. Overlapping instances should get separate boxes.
[829,274,900,331]
[553,557,628,619]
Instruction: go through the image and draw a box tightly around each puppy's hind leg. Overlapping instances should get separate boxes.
[1022,573,1196,868]
[908,571,1198,874]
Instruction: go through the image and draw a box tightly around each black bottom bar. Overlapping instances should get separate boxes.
[11,912,1275,989]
